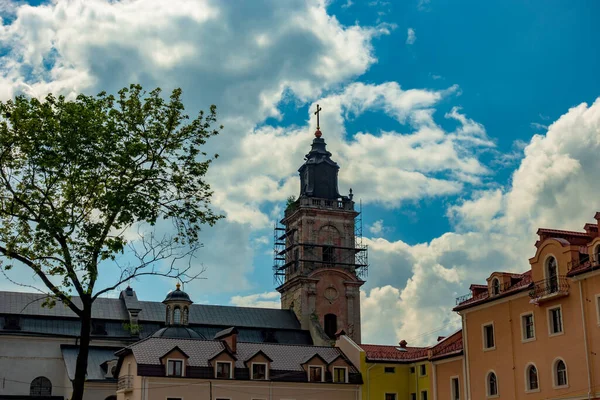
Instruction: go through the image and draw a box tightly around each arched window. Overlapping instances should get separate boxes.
[173,307,181,325]
[595,245,600,265]
[491,278,500,295]
[487,372,498,396]
[30,377,52,396]
[555,359,568,387]
[182,307,189,325]
[324,313,337,339]
[546,257,558,293]
[166,305,171,325]
[526,364,538,391]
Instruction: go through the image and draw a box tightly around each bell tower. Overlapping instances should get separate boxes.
[275,106,368,345]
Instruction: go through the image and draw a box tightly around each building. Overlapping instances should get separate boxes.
[452,213,600,399]
[0,118,368,400]
[114,288,362,400]
[274,123,368,345]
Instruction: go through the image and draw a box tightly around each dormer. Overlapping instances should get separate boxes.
[302,353,328,382]
[326,354,352,383]
[208,347,237,379]
[214,327,238,353]
[486,272,514,296]
[244,350,273,380]
[160,346,189,378]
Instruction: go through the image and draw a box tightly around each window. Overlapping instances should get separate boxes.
[487,372,498,397]
[323,246,335,264]
[548,306,563,335]
[216,361,232,379]
[491,278,500,295]
[384,394,396,400]
[333,367,347,383]
[451,377,460,400]
[410,367,415,374]
[166,398,182,400]
[554,359,568,387]
[594,245,600,265]
[252,363,267,380]
[483,323,495,349]
[546,257,558,293]
[419,364,427,376]
[596,294,600,325]
[410,394,416,400]
[526,364,538,391]
[182,307,189,325]
[420,391,428,400]
[173,307,181,325]
[30,377,52,396]
[384,367,395,373]
[521,313,535,341]
[167,360,183,377]
[3,315,20,330]
[324,313,337,339]
[165,305,171,325]
[309,366,323,382]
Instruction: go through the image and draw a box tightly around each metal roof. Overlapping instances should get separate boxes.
[61,346,120,381]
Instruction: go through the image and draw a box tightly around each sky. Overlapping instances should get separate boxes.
[0,0,599,346]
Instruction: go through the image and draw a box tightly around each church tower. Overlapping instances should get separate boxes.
[275,106,367,345]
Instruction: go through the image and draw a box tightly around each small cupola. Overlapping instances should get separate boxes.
[163,283,192,326]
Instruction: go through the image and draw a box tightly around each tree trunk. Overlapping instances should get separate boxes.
[71,295,92,400]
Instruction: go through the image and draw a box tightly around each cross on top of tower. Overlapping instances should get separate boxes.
[314,104,323,138]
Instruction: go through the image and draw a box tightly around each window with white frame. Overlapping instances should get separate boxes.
[333,367,347,383]
[525,364,538,391]
[521,313,535,341]
[548,306,563,335]
[554,359,568,387]
[216,361,232,379]
[420,390,428,400]
[308,366,323,382]
[251,363,267,380]
[451,377,460,400]
[487,372,498,397]
[483,323,495,349]
[167,359,183,377]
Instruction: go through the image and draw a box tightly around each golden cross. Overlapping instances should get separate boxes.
[314,104,322,129]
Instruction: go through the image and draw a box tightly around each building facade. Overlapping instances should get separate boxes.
[452,213,600,400]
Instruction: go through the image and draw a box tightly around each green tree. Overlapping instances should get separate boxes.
[0,84,223,400]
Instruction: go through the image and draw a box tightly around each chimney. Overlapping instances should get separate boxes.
[399,340,408,349]
[214,327,238,354]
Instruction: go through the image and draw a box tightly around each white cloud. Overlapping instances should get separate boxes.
[360,98,600,346]
[230,291,280,309]
[369,220,385,235]
[406,27,416,45]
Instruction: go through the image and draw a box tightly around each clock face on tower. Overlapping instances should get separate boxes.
[324,286,338,304]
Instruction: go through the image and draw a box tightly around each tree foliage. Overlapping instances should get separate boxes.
[0,84,223,400]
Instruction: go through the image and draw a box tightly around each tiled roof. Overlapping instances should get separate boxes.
[454,270,532,311]
[429,330,462,360]
[361,344,428,362]
[62,345,120,381]
[123,338,358,373]
[537,228,591,237]
[0,291,302,329]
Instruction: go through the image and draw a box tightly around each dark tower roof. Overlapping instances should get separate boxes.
[151,326,203,339]
[298,130,341,200]
[163,283,192,304]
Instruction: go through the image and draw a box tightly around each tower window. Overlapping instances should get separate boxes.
[323,246,334,264]
[173,307,181,325]
[30,377,52,396]
[324,313,337,339]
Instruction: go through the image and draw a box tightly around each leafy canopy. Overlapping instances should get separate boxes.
[0,84,223,309]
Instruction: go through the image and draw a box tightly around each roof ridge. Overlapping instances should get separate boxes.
[237,340,343,350]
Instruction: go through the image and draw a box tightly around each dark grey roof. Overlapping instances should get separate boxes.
[214,326,237,339]
[163,288,192,303]
[61,345,120,381]
[152,326,203,339]
[0,291,301,330]
[125,338,358,373]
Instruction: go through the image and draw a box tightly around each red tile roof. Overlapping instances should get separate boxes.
[430,330,463,360]
[537,228,591,237]
[362,344,428,362]
[454,270,532,311]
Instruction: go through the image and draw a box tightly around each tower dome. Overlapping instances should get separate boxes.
[162,283,193,327]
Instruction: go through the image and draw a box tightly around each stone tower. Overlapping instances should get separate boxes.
[275,115,367,345]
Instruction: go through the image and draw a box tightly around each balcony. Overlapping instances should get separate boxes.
[117,375,133,392]
[528,276,569,303]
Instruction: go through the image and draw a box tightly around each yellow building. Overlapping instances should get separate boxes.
[337,336,432,400]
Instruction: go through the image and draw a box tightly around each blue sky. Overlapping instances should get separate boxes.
[1,0,599,345]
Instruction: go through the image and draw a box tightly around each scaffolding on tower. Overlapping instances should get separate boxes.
[272,197,368,286]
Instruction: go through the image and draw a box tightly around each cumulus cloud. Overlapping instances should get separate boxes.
[359,98,600,345]
[230,291,280,308]
[406,28,416,45]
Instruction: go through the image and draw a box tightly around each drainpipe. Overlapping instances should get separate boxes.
[578,280,592,400]
[462,313,471,400]
[414,364,418,398]
[366,364,376,400]
[508,301,518,400]
[269,380,272,400]
[432,362,437,400]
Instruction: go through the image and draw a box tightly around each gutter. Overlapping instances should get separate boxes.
[578,280,592,400]
[366,363,376,400]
